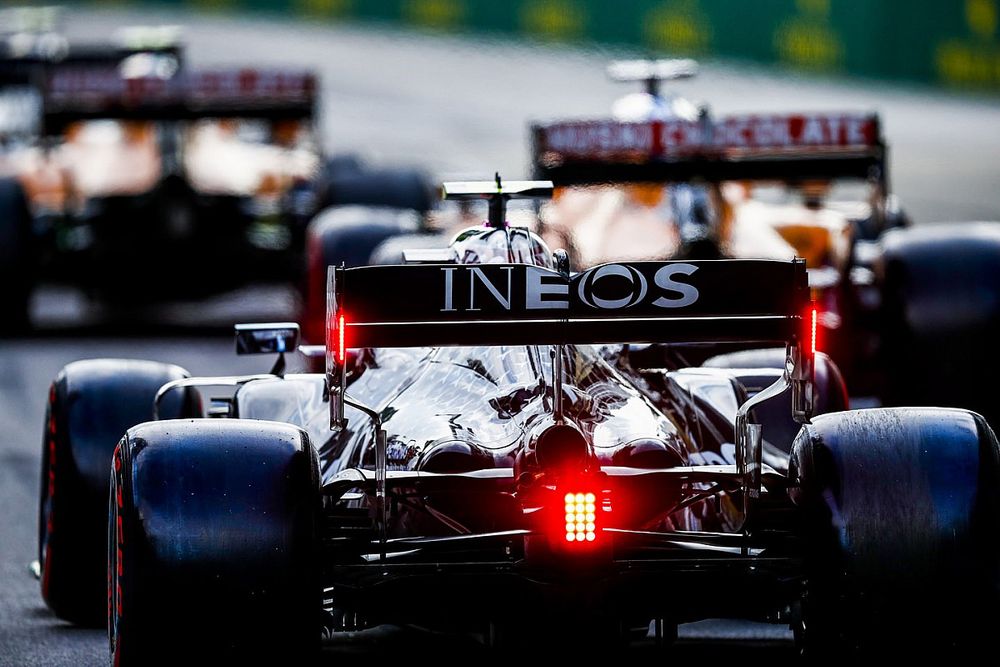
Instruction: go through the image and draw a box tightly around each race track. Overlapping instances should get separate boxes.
[2,6,998,664]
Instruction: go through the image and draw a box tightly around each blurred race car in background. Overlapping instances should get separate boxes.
[0,14,433,332]
[35,183,1000,661]
[523,59,1000,425]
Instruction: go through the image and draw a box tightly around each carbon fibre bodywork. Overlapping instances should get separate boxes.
[229,341,799,628]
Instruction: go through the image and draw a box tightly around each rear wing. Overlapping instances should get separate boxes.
[530,112,886,188]
[1,42,185,86]
[326,258,812,402]
[607,58,698,84]
[41,66,315,134]
[325,258,815,501]
[327,259,808,349]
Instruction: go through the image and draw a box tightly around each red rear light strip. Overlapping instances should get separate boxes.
[811,305,817,356]
[338,314,345,365]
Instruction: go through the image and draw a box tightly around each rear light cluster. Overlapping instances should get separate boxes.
[564,492,597,542]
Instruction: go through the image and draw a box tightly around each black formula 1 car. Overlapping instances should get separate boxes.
[0,27,433,332]
[527,59,1000,428]
[37,183,1000,662]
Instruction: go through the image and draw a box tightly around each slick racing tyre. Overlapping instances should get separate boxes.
[319,152,365,182]
[109,420,321,665]
[789,407,1000,657]
[315,164,434,213]
[302,206,422,342]
[0,177,34,334]
[38,359,189,625]
[878,223,1000,427]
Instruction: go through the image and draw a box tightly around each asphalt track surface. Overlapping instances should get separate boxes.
[3,7,1000,665]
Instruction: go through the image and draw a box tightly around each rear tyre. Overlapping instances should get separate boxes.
[878,223,1000,426]
[0,177,34,334]
[302,206,421,341]
[319,153,365,182]
[109,419,321,665]
[315,165,434,213]
[38,359,188,625]
[789,407,1000,657]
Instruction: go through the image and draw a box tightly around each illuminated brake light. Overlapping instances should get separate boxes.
[563,492,598,542]
[810,306,818,356]
[338,314,345,364]
[802,304,818,358]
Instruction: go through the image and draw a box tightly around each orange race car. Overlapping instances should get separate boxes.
[526,59,1000,423]
[0,27,433,332]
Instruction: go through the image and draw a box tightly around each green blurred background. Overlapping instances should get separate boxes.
[75,0,1000,91]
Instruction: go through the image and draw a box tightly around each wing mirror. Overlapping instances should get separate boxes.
[235,322,300,355]
[235,322,301,377]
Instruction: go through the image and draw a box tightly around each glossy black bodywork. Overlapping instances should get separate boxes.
[226,355,1000,640]
[232,339,800,627]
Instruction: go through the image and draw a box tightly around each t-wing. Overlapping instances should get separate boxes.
[606,58,699,84]
[442,178,553,229]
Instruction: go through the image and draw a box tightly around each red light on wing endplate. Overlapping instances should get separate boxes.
[338,314,345,364]
[810,306,817,356]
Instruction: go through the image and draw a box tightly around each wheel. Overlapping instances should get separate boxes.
[320,152,365,182]
[302,205,421,342]
[789,407,1000,657]
[0,177,34,334]
[38,359,188,625]
[109,419,321,665]
[878,223,1000,426]
[315,164,434,213]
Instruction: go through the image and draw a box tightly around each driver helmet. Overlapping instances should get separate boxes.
[449,226,554,269]
[669,182,730,260]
